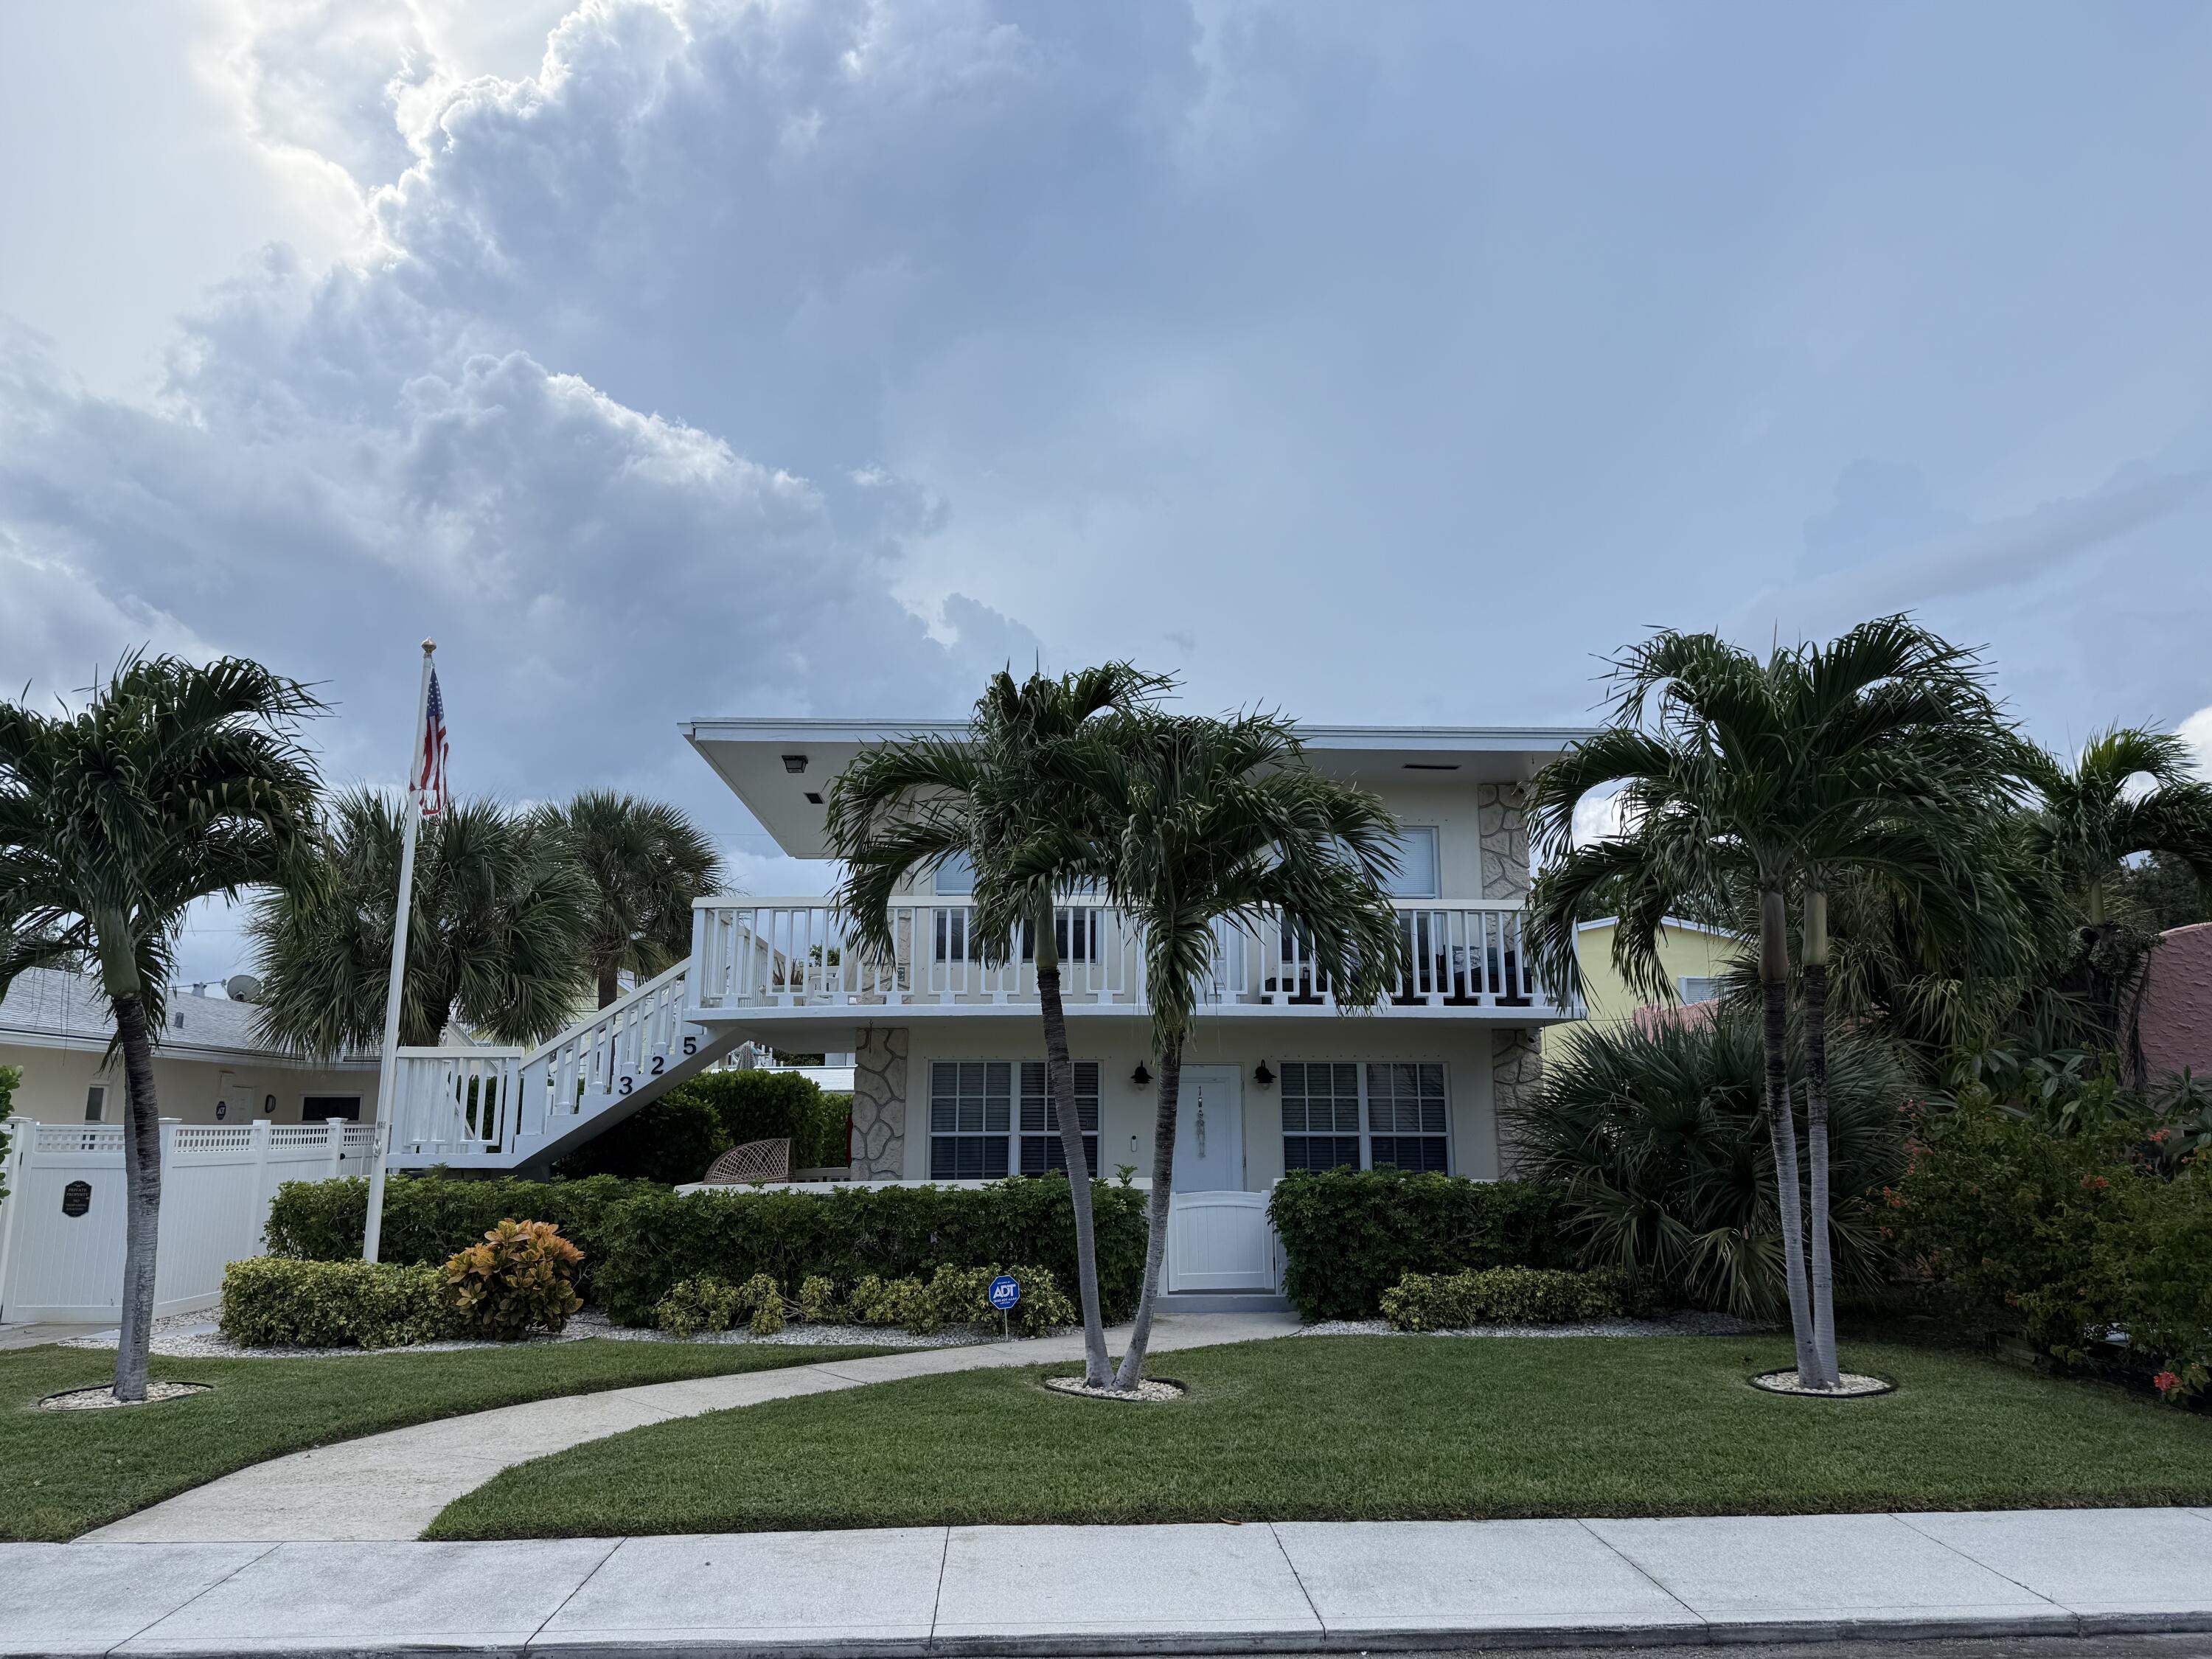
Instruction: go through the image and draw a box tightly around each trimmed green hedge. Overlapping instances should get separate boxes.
[264,1172,662,1296]
[1380,1266,1631,1331]
[1267,1169,1573,1321]
[592,1175,1148,1326]
[221,1257,462,1349]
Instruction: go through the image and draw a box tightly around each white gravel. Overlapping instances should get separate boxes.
[38,1381,213,1411]
[1045,1374,1186,1402]
[57,1309,1006,1360]
[1295,1310,1764,1339]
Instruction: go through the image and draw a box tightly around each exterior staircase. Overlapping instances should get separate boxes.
[383,961,742,1172]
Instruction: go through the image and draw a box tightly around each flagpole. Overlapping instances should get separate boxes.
[364,639,437,1264]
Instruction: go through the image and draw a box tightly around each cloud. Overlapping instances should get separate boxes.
[2180,707,2212,781]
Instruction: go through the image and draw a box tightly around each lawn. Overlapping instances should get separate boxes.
[431,1335,2212,1540]
[0,1340,888,1542]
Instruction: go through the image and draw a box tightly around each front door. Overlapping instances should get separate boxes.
[1172,1067,1242,1192]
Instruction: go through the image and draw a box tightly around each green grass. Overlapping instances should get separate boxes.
[429,1335,2212,1540]
[0,1340,888,1542]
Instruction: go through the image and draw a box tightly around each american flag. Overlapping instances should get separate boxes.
[415,667,451,817]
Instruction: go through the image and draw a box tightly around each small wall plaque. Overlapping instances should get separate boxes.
[61,1180,91,1218]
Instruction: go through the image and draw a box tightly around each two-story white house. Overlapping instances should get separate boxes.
[379,719,1592,1304]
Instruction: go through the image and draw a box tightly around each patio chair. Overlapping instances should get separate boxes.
[702,1137,793,1186]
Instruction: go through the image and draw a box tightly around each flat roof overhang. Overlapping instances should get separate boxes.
[683,717,1599,858]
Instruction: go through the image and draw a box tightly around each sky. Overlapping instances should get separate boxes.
[3,0,2210,981]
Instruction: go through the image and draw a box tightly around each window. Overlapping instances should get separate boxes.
[1366,1062,1450,1172]
[1281,1062,1362,1172]
[1679,975,1719,1005]
[928,1061,1011,1179]
[301,1096,362,1122]
[83,1084,106,1124]
[1383,827,1440,900]
[933,905,1099,964]
[933,852,976,894]
[1280,1060,1450,1173]
[1019,1061,1099,1175]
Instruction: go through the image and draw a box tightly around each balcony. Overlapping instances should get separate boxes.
[687,896,1576,1022]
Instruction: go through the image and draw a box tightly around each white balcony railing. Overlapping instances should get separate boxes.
[689,896,1569,1018]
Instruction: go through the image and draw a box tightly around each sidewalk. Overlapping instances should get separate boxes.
[87,1312,1304,1543]
[7,1509,2211,1655]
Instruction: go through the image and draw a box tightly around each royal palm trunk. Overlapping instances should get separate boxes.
[1759,886,1818,1382]
[1114,1033,1183,1391]
[110,990,163,1404]
[1034,897,1111,1387]
[1801,889,1840,1388]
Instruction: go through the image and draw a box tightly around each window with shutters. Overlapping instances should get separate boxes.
[1280,1060,1450,1173]
[1365,1062,1450,1172]
[1280,1061,1363,1172]
[928,1061,1012,1180]
[1019,1060,1100,1175]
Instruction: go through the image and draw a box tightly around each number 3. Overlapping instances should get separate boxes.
[618,1076,633,1096]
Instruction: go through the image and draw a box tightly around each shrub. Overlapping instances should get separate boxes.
[444,1219,585,1340]
[1889,1101,2212,1401]
[0,1062,16,1209]
[549,1094,730,1186]
[591,1174,1146,1326]
[265,1172,659,1296]
[1266,1169,1571,1321]
[1380,1266,1630,1332]
[1505,1014,1911,1318]
[664,1263,1077,1337]
[655,1273,785,1337]
[220,1256,462,1349]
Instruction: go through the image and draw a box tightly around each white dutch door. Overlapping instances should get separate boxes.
[1166,1067,1278,1293]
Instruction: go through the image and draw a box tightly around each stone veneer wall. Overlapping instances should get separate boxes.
[1477,782,1530,900]
[1489,1027,1543,1175]
[849,1026,909,1178]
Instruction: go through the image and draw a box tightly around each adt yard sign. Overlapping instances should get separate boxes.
[989,1274,1020,1312]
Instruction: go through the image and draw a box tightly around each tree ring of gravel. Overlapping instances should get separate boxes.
[38,1381,213,1411]
[1044,1374,1186,1403]
[1747,1368,1894,1398]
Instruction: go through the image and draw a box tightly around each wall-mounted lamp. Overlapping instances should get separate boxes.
[1253,1060,1276,1088]
[1131,1061,1152,1087]
[782,754,809,773]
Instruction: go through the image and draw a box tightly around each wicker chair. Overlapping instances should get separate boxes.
[702,1137,793,1186]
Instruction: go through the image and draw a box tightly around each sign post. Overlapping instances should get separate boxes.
[988,1273,1020,1343]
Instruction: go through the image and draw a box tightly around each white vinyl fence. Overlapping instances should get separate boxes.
[0,1119,372,1324]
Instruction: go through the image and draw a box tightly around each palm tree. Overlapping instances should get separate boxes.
[251,790,591,1054]
[1527,619,2020,1389]
[2025,727,2212,928]
[827,665,1169,1388]
[1074,710,1405,1390]
[0,654,324,1402]
[540,791,725,1006]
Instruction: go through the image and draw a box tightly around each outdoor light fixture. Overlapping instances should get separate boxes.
[804,791,824,804]
[1131,1061,1152,1086]
[1253,1060,1276,1088]
[782,754,808,773]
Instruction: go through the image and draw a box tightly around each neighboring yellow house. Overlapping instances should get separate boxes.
[1548,916,1741,1054]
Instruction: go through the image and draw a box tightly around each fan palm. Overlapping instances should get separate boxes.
[251,790,592,1054]
[1065,709,1405,1389]
[827,664,1170,1388]
[539,791,725,1006]
[1526,617,2022,1388]
[0,653,324,1402]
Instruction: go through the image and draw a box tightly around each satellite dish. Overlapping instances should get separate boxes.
[225,974,263,1004]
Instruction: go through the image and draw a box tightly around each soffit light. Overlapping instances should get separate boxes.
[782,754,809,773]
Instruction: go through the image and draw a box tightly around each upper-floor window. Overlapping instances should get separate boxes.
[934,852,976,895]
[1383,827,1439,899]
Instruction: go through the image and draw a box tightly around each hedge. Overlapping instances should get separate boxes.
[554,1068,852,1184]
[264,1172,662,1296]
[1380,1266,1631,1331]
[591,1175,1148,1326]
[221,1256,462,1349]
[1267,1169,1573,1321]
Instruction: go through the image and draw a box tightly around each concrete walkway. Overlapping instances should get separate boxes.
[9,1509,2212,1655]
[86,1312,1304,1544]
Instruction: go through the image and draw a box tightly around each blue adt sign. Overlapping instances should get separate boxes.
[988,1274,1021,1312]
